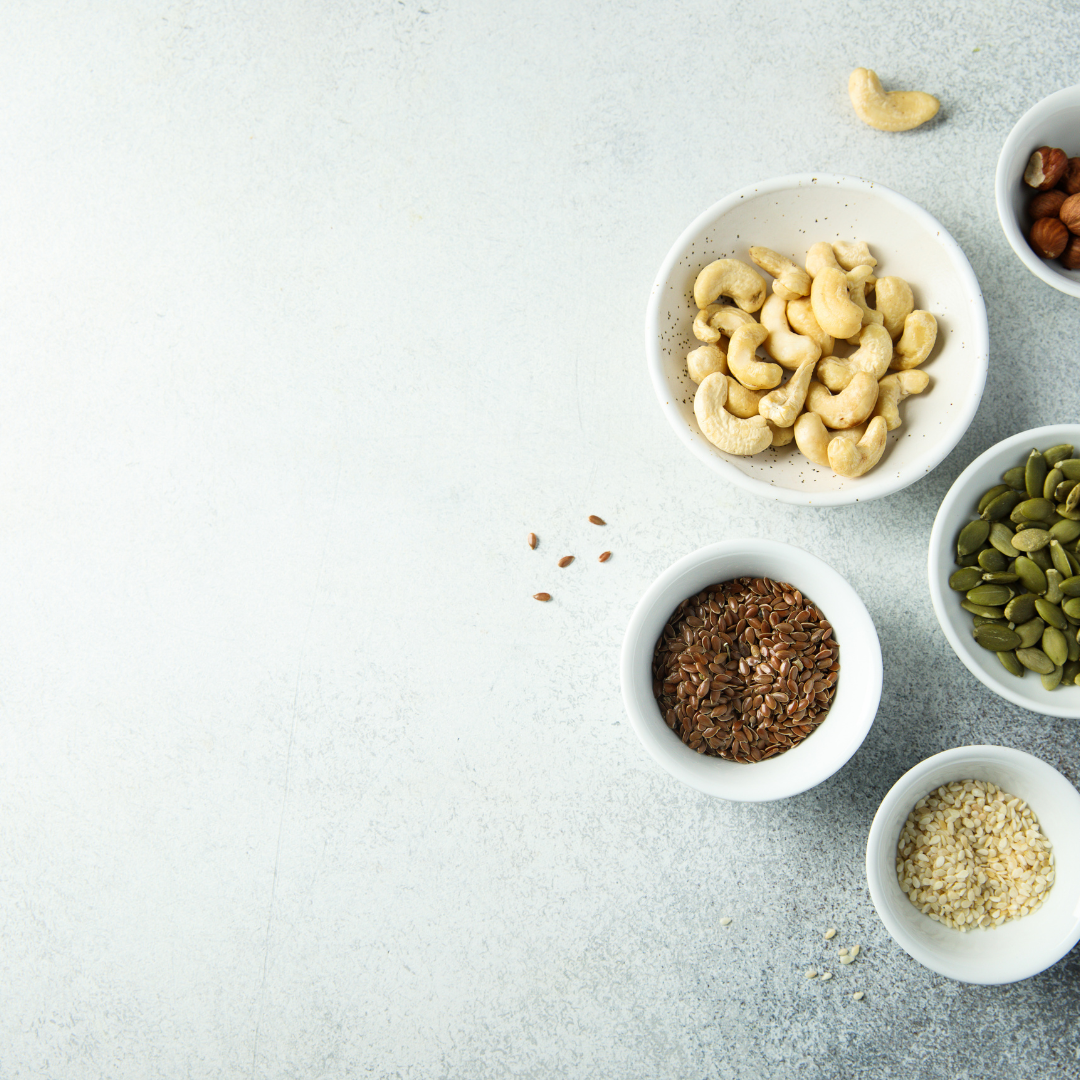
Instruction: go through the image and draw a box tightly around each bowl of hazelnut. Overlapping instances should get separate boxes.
[996,85,1080,295]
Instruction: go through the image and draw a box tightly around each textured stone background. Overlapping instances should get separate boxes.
[1,2,1079,1077]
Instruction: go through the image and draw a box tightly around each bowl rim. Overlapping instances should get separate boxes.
[644,172,989,507]
[994,85,1080,299]
[927,423,1080,719]
[619,538,882,801]
[865,743,1080,984]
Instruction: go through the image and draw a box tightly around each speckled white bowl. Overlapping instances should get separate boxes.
[866,745,1080,985]
[995,85,1080,298]
[928,423,1080,719]
[620,539,882,801]
[645,174,988,506]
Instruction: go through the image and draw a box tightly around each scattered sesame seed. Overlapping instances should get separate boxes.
[850,944,861,958]
[824,928,837,939]
[840,955,853,965]
[838,947,849,956]
[821,972,833,981]
[805,969,818,978]
[719,917,732,926]
[852,991,864,1001]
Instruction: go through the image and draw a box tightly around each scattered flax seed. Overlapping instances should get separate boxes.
[588,515,606,525]
[852,991,865,1001]
[533,593,552,602]
[719,917,733,926]
[805,969,818,979]
[598,551,612,562]
[558,556,574,568]
[821,972,833,981]
[528,532,538,549]
[824,928,837,939]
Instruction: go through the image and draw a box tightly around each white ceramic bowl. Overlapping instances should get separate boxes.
[995,85,1080,298]
[620,539,882,801]
[928,423,1080,719]
[866,745,1080,984]
[645,174,988,506]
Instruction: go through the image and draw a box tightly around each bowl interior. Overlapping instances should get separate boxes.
[867,746,1080,984]
[621,540,882,801]
[996,88,1080,297]
[646,175,988,506]
[928,423,1080,719]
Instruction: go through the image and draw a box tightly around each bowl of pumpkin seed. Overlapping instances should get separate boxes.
[929,424,1080,718]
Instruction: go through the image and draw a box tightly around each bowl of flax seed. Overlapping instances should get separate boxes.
[620,539,882,801]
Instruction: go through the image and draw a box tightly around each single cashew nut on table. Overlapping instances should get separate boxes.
[758,358,816,428]
[786,297,834,357]
[693,258,767,313]
[749,246,811,300]
[810,266,863,340]
[833,241,877,271]
[828,416,889,477]
[874,369,930,431]
[693,372,773,456]
[724,376,766,419]
[891,310,938,370]
[759,293,821,371]
[816,324,892,391]
[805,372,879,429]
[848,67,940,132]
[693,304,724,343]
[794,411,832,467]
[726,322,782,390]
[687,343,728,383]
[805,241,842,279]
[875,276,915,340]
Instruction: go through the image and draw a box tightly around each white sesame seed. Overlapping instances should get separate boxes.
[821,972,833,981]
[839,955,853,965]
[805,968,818,978]
[852,991,864,1001]
[837,947,849,956]
[719,917,732,926]
[850,944,860,958]
[824,928,837,939]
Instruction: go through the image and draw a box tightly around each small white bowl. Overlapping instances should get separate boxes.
[866,745,1080,985]
[645,174,988,506]
[995,85,1080,298]
[928,423,1080,719]
[620,539,882,801]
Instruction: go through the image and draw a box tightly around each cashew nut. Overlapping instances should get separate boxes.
[708,305,757,337]
[693,304,724,343]
[724,376,766,419]
[693,259,767,313]
[873,370,930,431]
[693,372,773,456]
[815,324,892,391]
[749,246,811,300]
[805,242,841,279]
[848,68,940,133]
[794,411,832,467]
[890,310,938,370]
[805,373,879,429]
[687,343,728,384]
[844,265,884,342]
[833,241,877,271]
[767,419,795,447]
[726,322,781,390]
[874,276,915,340]
[759,293,821,371]
[828,416,889,477]
[758,358,816,428]
[810,266,862,340]
[786,297,834,358]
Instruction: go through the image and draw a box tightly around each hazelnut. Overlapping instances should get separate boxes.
[1024,146,1068,190]
[1061,236,1080,271]
[1030,189,1068,219]
[1030,216,1069,259]
[1061,193,1080,235]
[1062,157,1080,195]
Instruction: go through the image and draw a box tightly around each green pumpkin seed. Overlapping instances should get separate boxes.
[1043,626,1069,666]
[1013,528,1052,552]
[961,600,1005,619]
[1014,557,1047,595]
[956,550,982,568]
[1049,519,1080,543]
[1063,597,1080,621]
[1003,465,1028,489]
[1059,459,1080,481]
[978,548,1009,571]
[973,615,1009,627]
[1067,549,1080,576]
[989,522,1020,557]
[1063,659,1080,684]
[1036,598,1069,629]
[966,584,1014,607]
[1060,575,1080,597]
[974,624,1022,651]
[1042,665,1064,690]
[978,483,1012,513]
[1031,546,1055,570]
[997,650,1026,677]
[1014,497,1056,522]
[1004,593,1038,622]
[949,567,983,591]
[1026,449,1049,498]
[1044,444,1075,466]
[1015,617,1046,648]
[1016,647,1056,674]
[1044,468,1064,500]
[1045,569,1065,604]
[1058,506,1080,521]
[1067,485,1080,514]
[981,490,1024,521]
[981,571,1019,584]
[957,519,991,556]
[1050,540,1074,578]
[1055,480,1079,502]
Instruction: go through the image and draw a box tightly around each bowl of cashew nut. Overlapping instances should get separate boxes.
[646,174,989,506]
